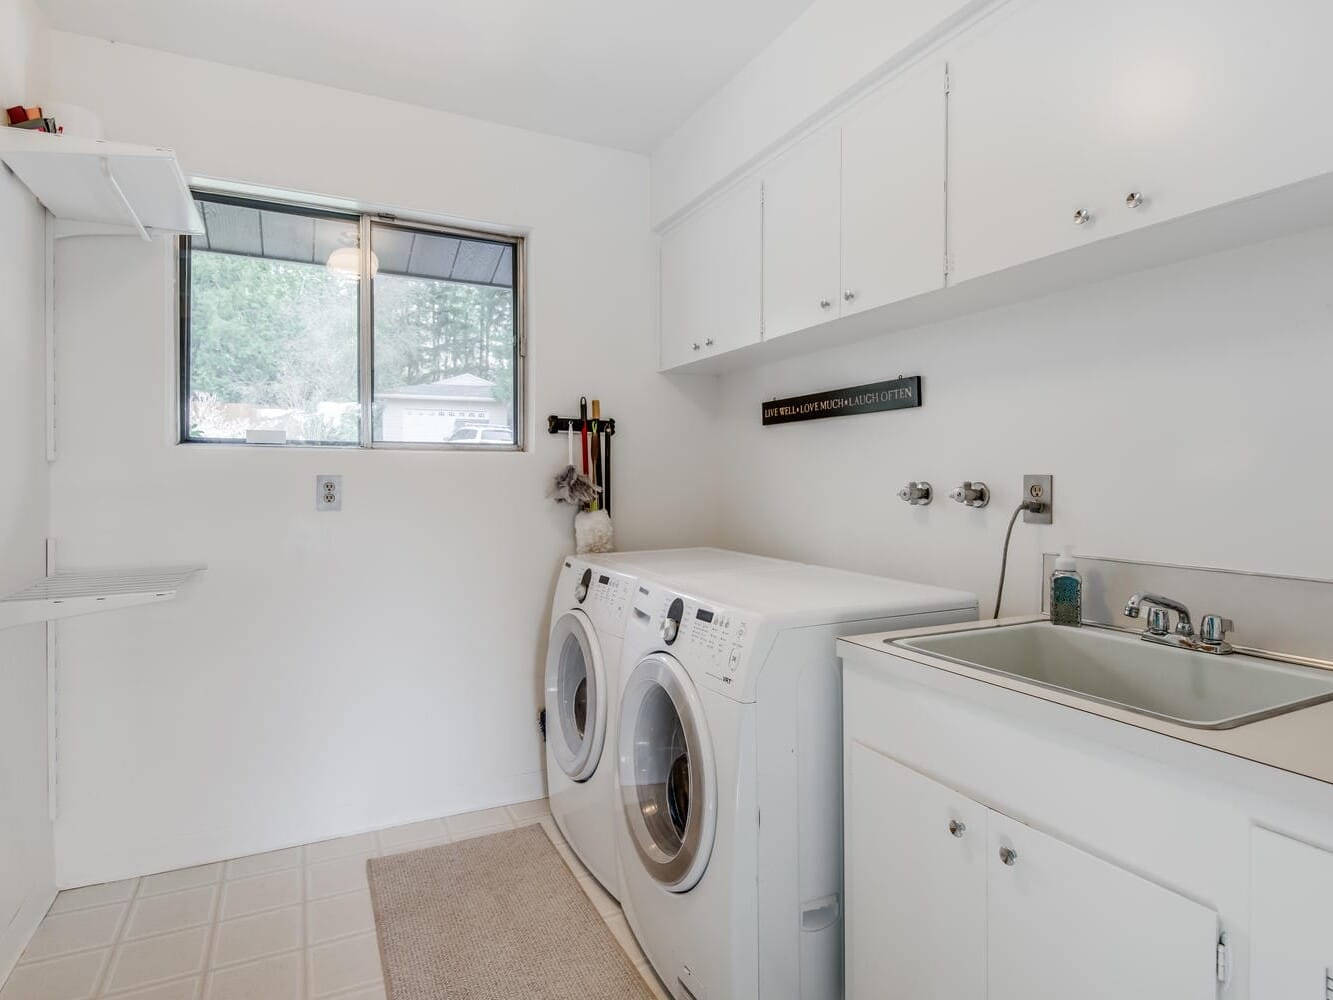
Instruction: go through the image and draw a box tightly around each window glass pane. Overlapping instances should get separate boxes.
[185,197,361,444]
[370,222,518,445]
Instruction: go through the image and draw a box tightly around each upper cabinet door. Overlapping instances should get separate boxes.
[1251,827,1333,997]
[946,0,1117,283]
[841,59,947,315]
[987,811,1219,1000]
[762,127,842,341]
[844,744,987,1000]
[659,177,763,370]
[1108,0,1333,234]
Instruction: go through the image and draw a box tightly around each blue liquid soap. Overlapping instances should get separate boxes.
[1050,547,1082,627]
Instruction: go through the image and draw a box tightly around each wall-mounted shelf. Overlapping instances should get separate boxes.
[0,567,205,630]
[0,128,203,240]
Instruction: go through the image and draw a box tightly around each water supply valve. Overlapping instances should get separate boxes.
[949,481,991,508]
[897,482,933,506]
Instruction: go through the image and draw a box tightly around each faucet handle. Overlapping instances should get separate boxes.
[1199,615,1234,646]
[1146,607,1172,636]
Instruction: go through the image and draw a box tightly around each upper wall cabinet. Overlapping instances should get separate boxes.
[761,127,843,341]
[948,0,1333,284]
[841,59,948,315]
[659,176,763,371]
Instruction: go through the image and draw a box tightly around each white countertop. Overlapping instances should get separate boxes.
[840,616,1333,788]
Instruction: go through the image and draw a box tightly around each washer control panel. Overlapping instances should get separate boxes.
[649,591,753,691]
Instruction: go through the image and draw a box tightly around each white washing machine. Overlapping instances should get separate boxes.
[614,564,978,1000]
[543,549,790,899]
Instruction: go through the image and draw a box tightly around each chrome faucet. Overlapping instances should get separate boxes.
[1124,593,1235,654]
[1124,593,1194,637]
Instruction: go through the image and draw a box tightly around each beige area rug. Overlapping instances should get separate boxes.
[367,823,657,1000]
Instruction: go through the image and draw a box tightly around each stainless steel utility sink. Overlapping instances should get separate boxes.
[895,622,1333,729]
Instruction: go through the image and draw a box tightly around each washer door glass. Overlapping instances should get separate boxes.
[618,653,716,892]
[544,609,606,782]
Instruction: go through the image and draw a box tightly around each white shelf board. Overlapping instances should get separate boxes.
[0,128,203,239]
[0,567,205,630]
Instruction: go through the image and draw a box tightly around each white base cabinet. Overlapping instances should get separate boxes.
[1251,828,1333,998]
[847,743,1220,999]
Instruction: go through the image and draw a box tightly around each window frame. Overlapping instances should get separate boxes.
[178,189,527,452]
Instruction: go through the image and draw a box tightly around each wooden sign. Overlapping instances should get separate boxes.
[761,376,922,426]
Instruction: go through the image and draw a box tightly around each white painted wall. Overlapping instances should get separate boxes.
[713,226,1333,612]
[42,32,721,888]
[0,0,56,978]
[650,0,978,225]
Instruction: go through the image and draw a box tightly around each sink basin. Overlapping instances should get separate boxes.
[894,622,1333,729]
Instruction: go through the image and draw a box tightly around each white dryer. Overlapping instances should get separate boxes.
[544,549,789,900]
[614,564,977,1000]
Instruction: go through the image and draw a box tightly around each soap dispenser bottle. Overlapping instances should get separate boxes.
[1050,547,1082,627]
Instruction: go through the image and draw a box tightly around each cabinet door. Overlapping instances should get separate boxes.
[946,0,1117,283]
[1107,0,1333,235]
[1252,827,1333,998]
[987,811,1219,1000]
[841,59,947,315]
[658,177,762,370]
[845,743,987,1000]
[762,127,841,340]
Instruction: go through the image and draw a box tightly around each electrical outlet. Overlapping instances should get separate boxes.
[317,475,342,512]
[1023,474,1053,524]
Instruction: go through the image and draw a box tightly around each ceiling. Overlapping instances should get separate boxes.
[36,0,816,152]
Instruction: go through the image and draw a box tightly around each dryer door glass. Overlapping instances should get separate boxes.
[544,610,606,782]
[618,654,717,892]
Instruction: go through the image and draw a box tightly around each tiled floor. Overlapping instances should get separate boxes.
[2,800,667,1000]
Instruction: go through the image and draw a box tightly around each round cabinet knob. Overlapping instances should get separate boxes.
[1146,606,1172,636]
[691,342,701,351]
[948,819,966,838]
[999,846,1018,866]
[1125,191,1144,209]
[819,298,833,310]
[1073,208,1092,226]
[843,289,857,303]
[704,338,715,347]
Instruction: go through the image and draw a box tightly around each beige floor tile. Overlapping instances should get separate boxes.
[19,904,125,962]
[552,839,591,880]
[0,950,107,1000]
[203,952,302,1000]
[104,977,201,1000]
[103,927,209,994]
[576,875,619,918]
[124,887,216,941]
[306,933,382,997]
[305,856,371,901]
[443,807,513,840]
[209,908,302,968]
[303,833,377,865]
[217,869,301,921]
[374,819,447,851]
[139,867,221,899]
[222,848,301,881]
[47,881,138,916]
[604,914,647,967]
[322,986,385,1000]
[506,799,551,824]
[306,891,374,945]
[537,816,566,846]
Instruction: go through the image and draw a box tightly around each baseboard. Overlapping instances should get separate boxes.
[0,886,57,989]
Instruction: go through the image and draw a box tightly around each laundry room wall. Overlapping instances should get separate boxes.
[41,31,722,888]
[0,0,57,976]
[710,226,1333,613]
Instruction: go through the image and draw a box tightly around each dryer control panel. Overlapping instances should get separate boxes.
[584,569,634,636]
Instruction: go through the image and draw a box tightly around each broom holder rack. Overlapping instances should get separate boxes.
[547,415,617,436]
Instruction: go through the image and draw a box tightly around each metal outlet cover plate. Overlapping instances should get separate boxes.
[1023,474,1053,524]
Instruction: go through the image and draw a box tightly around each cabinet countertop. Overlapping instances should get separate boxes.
[840,616,1333,789]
